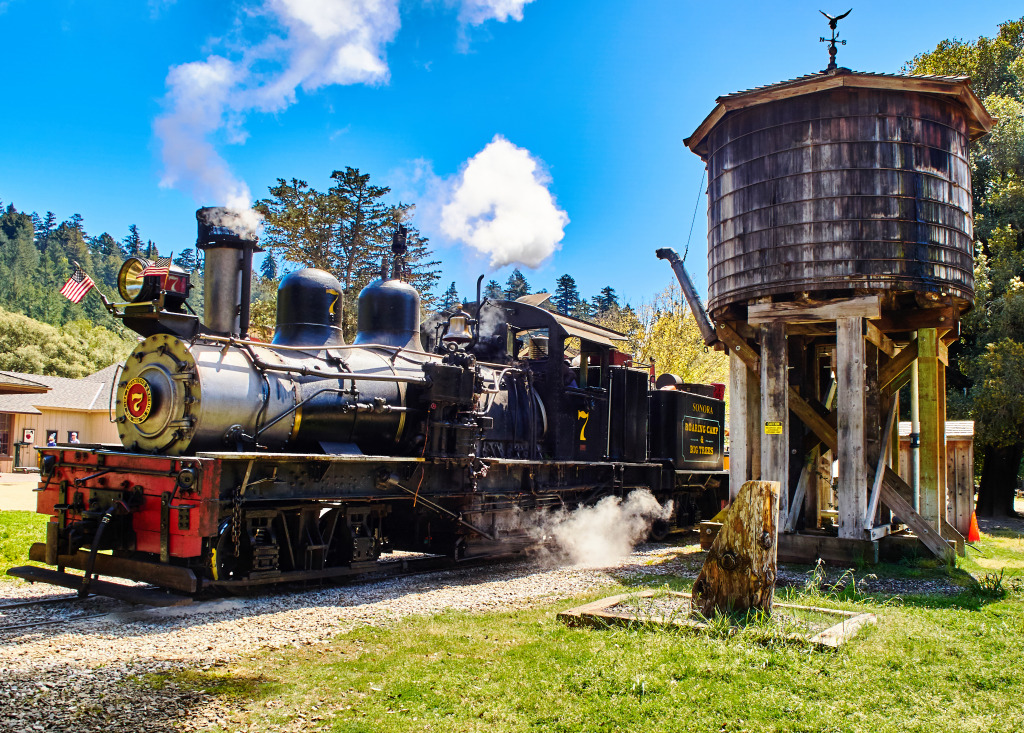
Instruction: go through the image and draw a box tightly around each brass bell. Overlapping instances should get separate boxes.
[442,308,474,346]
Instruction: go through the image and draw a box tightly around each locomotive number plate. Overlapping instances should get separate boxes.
[124,378,153,423]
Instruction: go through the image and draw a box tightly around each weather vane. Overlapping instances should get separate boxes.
[820,9,852,71]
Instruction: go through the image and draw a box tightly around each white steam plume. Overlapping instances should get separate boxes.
[154,0,401,230]
[440,135,569,269]
[528,490,673,568]
[459,0,537,25]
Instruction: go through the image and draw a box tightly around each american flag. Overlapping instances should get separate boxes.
[59,265,96,303]
[141,257,172,278]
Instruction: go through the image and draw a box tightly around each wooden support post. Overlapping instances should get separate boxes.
[881,390,898,526]
[729,351,761,497]
[864,340,881,524]
[865,400,898,531]
[880,468,954,562]
[787,447,819,533]
[760,323,789,521]
[879,338,918,394]
[938,354,949,527]
[836,317,868,539]
[918,328,944,528]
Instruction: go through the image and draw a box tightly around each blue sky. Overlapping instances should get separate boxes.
[0,1,1020,307]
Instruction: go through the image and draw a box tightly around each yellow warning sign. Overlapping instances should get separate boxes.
[764,421,783,435]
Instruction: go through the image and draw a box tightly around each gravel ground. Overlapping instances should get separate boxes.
[0,545,680,732]
[0,539,965,733]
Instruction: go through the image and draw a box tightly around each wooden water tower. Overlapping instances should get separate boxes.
[684,66,994,562]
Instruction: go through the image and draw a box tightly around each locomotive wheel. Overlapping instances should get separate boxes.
[647,519,671,542]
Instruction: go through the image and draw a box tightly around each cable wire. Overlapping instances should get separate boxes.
[682,168,707,263]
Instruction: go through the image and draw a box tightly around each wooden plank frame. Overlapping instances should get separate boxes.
[557,591,877,649]
[748,295,882,325]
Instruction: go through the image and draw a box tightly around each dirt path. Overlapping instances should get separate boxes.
[0,472,38,512]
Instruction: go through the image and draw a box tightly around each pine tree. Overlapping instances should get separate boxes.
[36,211,56,251]
[593,286,620,315]
[174,248,199,271]
[122,225,143,257]
[259,253,278,280]
[89,233,119,257]
[505,269,530,300]
[553,274,580,315]
[69,213,86,237]
[441,282,460,310]
[483,280,503,300]
[256,169,442,341]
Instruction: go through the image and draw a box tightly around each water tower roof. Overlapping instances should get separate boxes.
[685,68,996,158]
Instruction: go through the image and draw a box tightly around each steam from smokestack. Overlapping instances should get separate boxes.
[153,0,401,227]
[154,1,536,229]
[527,490,673,568]
[440,135,569,269]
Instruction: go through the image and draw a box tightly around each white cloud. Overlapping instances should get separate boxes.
[458,0,537,26]
[440,135,568,269]
[154,0,400,218]
[154,0,538,221]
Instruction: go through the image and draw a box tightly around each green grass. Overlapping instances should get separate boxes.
[153,529,1024,733]
[0,509,47,577]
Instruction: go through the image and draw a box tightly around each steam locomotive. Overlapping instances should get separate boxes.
[10,209,726,602]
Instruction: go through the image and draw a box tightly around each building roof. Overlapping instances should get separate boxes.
[0,372,50,395]
[0,364,120,415]
[898,420,974,439]
[685,67,997,158]
[514,293,627,347]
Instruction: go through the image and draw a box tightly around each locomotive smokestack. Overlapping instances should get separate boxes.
[196,207,263,338]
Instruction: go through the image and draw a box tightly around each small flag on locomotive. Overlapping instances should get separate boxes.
[59,265,96,303]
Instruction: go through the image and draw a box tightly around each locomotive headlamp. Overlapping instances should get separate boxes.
[117,257,156,302]
[117,258,191,308]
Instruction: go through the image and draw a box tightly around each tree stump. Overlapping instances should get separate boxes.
[692,480,780,617]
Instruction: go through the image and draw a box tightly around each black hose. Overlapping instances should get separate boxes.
[78,501,130,598]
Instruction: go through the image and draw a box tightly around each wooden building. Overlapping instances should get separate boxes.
[685,67,994,563]
[0,365,120,472]
[897,420,975,537]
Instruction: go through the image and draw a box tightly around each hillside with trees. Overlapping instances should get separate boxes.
[0,203,142,375]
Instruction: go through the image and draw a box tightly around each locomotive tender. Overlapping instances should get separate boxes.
[11,208,726,601]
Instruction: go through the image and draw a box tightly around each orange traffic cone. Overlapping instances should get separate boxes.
[968,511,981,543]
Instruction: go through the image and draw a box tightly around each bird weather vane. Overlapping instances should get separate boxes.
[820,8,852,71]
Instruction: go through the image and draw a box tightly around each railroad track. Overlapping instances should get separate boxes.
[0,553,520,636]
[0,592,128,635]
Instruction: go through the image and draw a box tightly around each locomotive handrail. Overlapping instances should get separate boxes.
[246,353,429,385]
[200,333,441,360]
[107,363,123,424]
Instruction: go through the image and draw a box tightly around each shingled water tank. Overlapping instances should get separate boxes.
[684,68,995,316]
